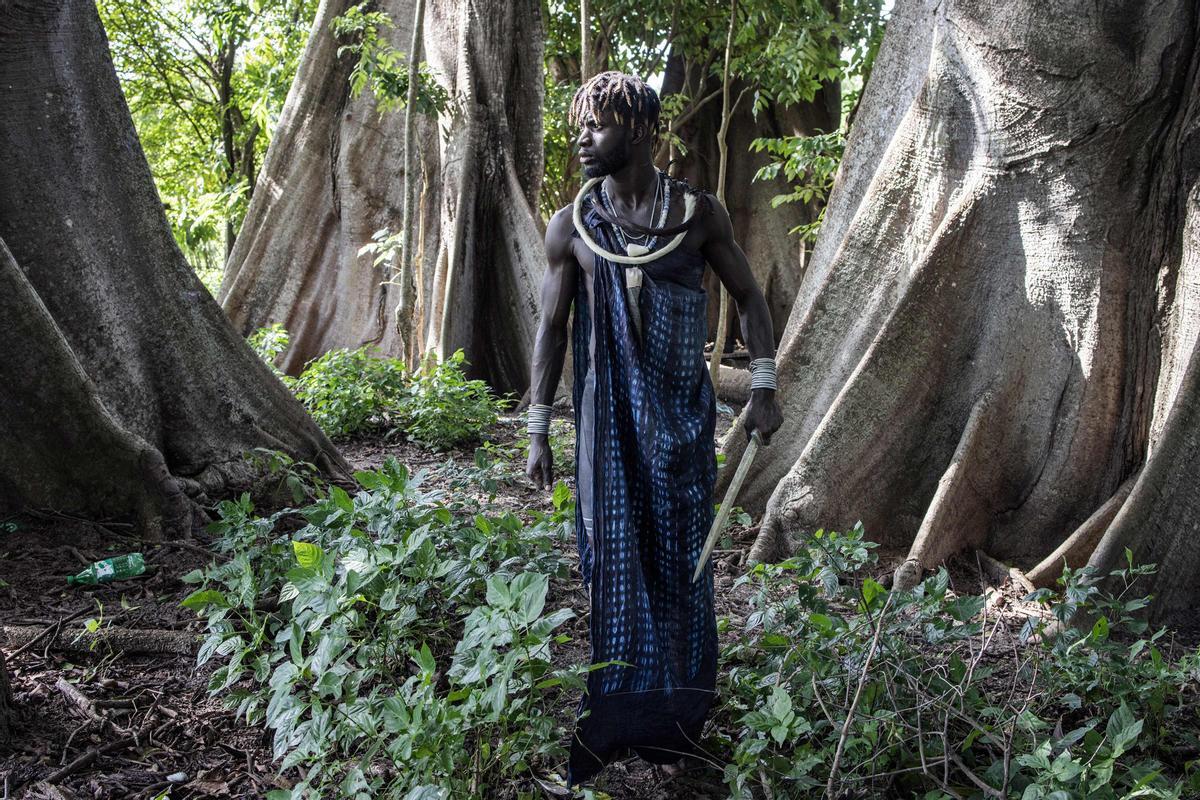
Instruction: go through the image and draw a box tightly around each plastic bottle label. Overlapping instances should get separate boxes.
[96,561,115,579]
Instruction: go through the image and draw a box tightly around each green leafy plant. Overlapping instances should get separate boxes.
[183,459,584,798]
[332,4,449,115]
[716,526,1198,799]
[393,351,510,450]
[289,346,410,438]
[750,130,845,241]
[248,323,292,376]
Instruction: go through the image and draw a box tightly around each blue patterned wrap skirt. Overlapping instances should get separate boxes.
[567,198,718,785]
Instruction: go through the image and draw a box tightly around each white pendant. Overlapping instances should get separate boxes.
[626,243,650,257]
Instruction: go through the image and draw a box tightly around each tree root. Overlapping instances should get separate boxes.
[895,393,997,590]
[1027,479,1134,588]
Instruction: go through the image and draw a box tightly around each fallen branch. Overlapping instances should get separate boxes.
[4,606,90,660]
[47,719,175,785]
[55,678,100,723]
[2,626,196,656]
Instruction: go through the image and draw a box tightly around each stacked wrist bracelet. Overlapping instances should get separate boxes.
[527,403,553,436]
[749,358,778,391]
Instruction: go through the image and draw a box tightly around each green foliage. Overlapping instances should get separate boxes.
[750,130,845,241]
[290,347,410,439]
[718,526,1199,798]
[263,331,507,448]
[249,323,291,374]
[396,351,508,450]
[332,5,450,116]
[183,460,584,798]
[98,0,317,286]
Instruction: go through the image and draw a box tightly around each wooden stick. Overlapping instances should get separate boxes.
[55,678,100,722]
[5,607,90,660]
[2,626,195,657]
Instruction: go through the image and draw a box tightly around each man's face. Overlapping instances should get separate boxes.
[576,110,633,178]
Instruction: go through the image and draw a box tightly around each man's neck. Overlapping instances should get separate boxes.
[603,158,659,213]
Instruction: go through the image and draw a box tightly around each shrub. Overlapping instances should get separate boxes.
[247,327,507,447]
[717,526,1199,799]
[393,350,509,450]
[249,323,292,375]
[182,458,585,798]
[289,347,410,438]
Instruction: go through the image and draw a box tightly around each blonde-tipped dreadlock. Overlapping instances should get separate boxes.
[569,71,661,137]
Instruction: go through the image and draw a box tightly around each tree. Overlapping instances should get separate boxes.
[0,0,345,539]
[98,0,316,285]
[725,0,1200,625]
[219,0,546,394]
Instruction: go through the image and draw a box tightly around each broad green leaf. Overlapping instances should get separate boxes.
[181,588,229,612]
[293,540,323,569]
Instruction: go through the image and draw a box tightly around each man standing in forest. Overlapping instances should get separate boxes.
[525,71,783,785]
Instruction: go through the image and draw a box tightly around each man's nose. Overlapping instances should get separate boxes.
[575,129,591,148]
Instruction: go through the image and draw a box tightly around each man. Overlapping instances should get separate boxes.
[525,71,783,786]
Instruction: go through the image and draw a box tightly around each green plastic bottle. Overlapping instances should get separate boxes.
[67,553,146,585]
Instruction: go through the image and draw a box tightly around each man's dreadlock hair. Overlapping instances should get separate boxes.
[570,71,661,138]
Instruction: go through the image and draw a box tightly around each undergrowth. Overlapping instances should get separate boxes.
[183,458,586,798]
[249,325,507,447]
[719,527,1200,799]
[189,432,1200,799]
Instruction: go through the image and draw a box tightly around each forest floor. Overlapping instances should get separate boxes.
[0,409,1054,800]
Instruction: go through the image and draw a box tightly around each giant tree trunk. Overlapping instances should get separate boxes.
[0,0,346,538]
[727,0,1200,626]
[220,0,437,374]
[220,0,546,394]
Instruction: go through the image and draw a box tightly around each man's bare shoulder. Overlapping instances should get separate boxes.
[545,205,577,259]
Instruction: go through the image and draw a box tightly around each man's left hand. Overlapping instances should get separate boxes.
[744,389,783,445]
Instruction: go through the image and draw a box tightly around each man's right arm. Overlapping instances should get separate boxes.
[526,207,578,488]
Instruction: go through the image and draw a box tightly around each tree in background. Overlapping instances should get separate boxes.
[98,0,316,287]
[723,0,1200,625]
[0,0,346,539]
[220,0,546,394]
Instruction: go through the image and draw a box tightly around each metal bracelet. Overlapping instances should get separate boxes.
[527,404,553,436]
[749,358,778,391]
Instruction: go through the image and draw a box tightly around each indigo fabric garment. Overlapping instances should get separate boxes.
[568,192,718,785]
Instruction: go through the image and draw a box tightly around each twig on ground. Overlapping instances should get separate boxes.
[55,678,101,723]
[825,591,895,799]
[47,719,175,785]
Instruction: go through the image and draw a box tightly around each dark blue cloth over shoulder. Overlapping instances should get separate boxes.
[567,187,718,786]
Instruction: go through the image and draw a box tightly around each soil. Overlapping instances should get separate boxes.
[0,407,1083,800]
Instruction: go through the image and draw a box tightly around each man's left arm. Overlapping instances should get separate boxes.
[700,194,784,443]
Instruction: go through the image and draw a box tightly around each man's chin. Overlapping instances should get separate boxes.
[582,163,609,179]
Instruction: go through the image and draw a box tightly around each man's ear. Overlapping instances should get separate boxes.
[631,122,649,145]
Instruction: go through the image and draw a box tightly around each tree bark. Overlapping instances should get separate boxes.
[220,0,430,371]
[220,0,546,394]
[0,0,347,538]
[733,0,1200,626]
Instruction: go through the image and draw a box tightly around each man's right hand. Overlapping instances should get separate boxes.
[526,434,554,489]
